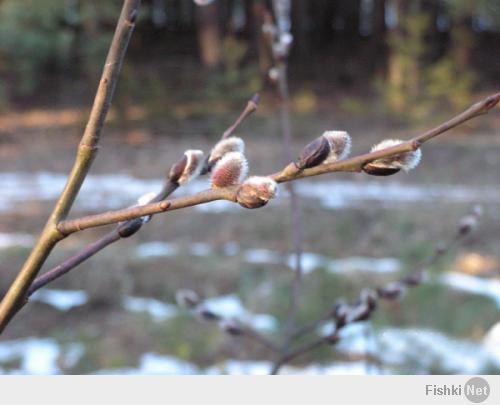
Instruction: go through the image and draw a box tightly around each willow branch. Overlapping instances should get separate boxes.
[272,92,500,182]
[57,92,499,236]
[0,0,141,333]
[271,208,481,374]
[222,94,259,139]
[177,291,280,353]
[26,94,260,298]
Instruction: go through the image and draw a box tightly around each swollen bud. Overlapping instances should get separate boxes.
[208,137,245,169]
[333,302,350,328]
[219,318,244,336]
[295,135,331,170]
[322,131,352,163]
[175,289,200,310]
[359,288,378,311]
[377,282,406,300]
[117,218,144,238]
[363,139,422,176]
[211,151,248,188]
[458,214,478,236]
[326,333,341,345]
[346,303,372,323]
[196,307,220,322]
[169,150,204,185]
[401,270,425,287]
[236,176,278,209]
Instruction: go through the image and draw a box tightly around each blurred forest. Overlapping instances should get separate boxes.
[0,0,499,122]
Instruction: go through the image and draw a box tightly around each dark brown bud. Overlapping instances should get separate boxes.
[363,139,422,176]
[220,319,244,336]
[346,303,372,323]
[362,165,401,176]
[117,218,143,238]
[333,302,350,328]
[401,270,425,286]
[295,136,331,170]
[197,307,220,322]
[377,282,406,301]
[326,333,341,345]
[175,289,200,309]
[169,150,204,185]
[458,215,478,236]
[169,155,188,184]
[359,288,378,311]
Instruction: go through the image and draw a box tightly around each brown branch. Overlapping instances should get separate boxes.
[13,94,260,316]
[222,94,260,139]
[27,180,179,297]
[270,207,481,374]
[58,185,236,235]
[0,0,141,332]
[56,92,499,236]
[272,92,500,183]
[177,291,280,353]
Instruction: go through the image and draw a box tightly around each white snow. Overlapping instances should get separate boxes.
[439,272,500,308]
[1,172,499,215]
[202,294,278,332]
[30,289,88,311]
[122,296,177,322]
[0,232,35,249]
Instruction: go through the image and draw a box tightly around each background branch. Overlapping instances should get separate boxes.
[270,207,481,374]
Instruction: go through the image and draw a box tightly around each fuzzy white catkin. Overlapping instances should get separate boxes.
[322,131,352,163]
[370,139,422,171]
[178,149,204,185]
[208,137,245,166]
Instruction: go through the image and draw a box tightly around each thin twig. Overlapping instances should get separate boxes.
[56,92,499,235]
[275,62,304,346]
[0,0,141,332]
[222,94,260,139]
[270,208,480,373]
[177,291,280,353]
[26,94,260,297]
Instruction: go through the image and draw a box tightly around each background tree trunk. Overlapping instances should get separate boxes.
[196,2,222,69]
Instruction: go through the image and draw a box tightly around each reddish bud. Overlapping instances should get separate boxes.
[211,151,248,188]
[236,176,278,209]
